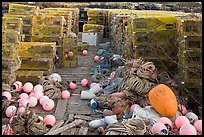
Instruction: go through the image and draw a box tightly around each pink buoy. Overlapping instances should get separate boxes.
[157,117,173,130]
[81,79,89,87]
[42,99,55,111]
[94,55,100,62]
[69,81,77,90]
[175,116,190,129]
[43,114,56,127]
[2,92,12,101]
[18,98,29,108]
[82,50,88,56]
[151,122,168,135]
[39,96,49,105]
[33,91,44,100]
[33,84,44,93]
[12,81,23,90]
[90,82,97,88]
[17,107,26,116]
[23,82,33,93]
[194,120,202,134]
[61,90,70,99]
[28,97,38,107]
[5,106,17,118]
[68,51,74,57]
[29,92,35,97]
[179,124,197,135]
[18,93,29,99]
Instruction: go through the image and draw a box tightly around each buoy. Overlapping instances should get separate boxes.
[89,83,103,94]
[39,96,49,105]
[81,79,89,87]
[29,92,35,97]
[89,118,106,128]
[18,98,29,108]
[33,90,44,100]
[42,99,55,111]
[157,117,173,130]
[12,81,23,90]
[43,114,56,127]
[28,97,38,107]
[81,90,96,99]
[2,92,12,101]
[185,112,198,124]
[23,82,33,93]
[18,93,29,99]
[5,106,17,118]
[82,50,88,56]
[104,115,118,125]
[33,84,44,93]
[17,107,26,116]
[179,124,197,135]
[48,73,62,83]
[175,116,190,129]
[151,122,168,135]
[61,90,70,99]
[194,120,202,134]
[90,82,97,88]
[69,81,77,90]
[94,55,100,62]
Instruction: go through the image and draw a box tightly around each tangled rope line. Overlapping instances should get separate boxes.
[11,110,48,135]
[41,77,64,100]
[105,118,146,135]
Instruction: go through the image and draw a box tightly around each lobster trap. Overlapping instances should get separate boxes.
[20,57,54,71]
[179,49,202,67]
[18,42,56,58]
[22,25,32,35]
[2,43,19,59]
[177,18,202,36]
[31,36,63,45]
[83,24,104,33]
[3,13,33,25]
[2,57,22,73]
[32,15,65,26]
[133,29,178,44]
[16,70,44,85]
[2,72,17,86]
[63,56,78,68]
[179,66,202,83]
[8,3,38,15]
[2,30,25,44]
[32,25,63,37]
[2,17,23,32]
[178,35,202,49]
[77,42,89,52]
[133,43,178,59]
[132,16,177,31]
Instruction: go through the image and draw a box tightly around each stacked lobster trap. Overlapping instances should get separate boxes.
[130,12,179,75]
[177,16,202,111]
[63,32,78,67]
[31,8,80,67]
[5,3,39,42]
[16,42,57,85]
[2,16,24,85]
[87,8,109,38]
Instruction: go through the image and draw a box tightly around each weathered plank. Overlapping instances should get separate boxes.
[54,99,69,120]
[49,120,64,132]
[66,96,93,115]
[44,119,84,135]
